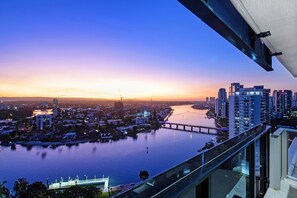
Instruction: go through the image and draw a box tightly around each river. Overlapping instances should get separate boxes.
[0,105,216,189]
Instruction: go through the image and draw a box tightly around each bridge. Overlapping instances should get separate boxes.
[48,176,109,192]
[160,122,228,136]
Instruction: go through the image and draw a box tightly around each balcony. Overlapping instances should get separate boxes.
[266,128,297,198]
[115,124,270,197]
[114,126,297,197]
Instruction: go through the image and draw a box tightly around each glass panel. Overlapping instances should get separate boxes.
[255,139,261,196]
[209,147,250,198]
[115,154,203,198]
[116,124,268,197]
[288,132,297,178]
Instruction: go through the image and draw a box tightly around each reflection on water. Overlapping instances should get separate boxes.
[41,152,47,159]
[0,105,216,189]
[169,105,214,126]
[92,147,97,154]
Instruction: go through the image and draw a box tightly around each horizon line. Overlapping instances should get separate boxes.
[0,96,205,102]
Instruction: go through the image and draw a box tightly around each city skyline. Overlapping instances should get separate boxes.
[1,1,296,101]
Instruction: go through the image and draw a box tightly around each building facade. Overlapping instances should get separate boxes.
[209,97,215,105]
[229,83,270,136]
[272,90,292,117]
[215,88,227,118]
[53,98,59,117]
[293,92,297,108]
[36,114,52,130]
[283,90,293,115]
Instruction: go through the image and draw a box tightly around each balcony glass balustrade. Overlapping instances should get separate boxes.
[115,123,269,198]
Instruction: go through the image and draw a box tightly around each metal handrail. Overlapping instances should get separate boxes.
[114,123,268,198]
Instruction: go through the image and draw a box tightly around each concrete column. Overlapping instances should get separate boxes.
[269,132,282,190]
[281,131,288,179]
[103,179,109,192]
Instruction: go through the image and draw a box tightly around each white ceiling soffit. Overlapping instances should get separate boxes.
[230,0,297,77]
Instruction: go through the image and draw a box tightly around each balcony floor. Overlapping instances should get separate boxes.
[265,178,297,198]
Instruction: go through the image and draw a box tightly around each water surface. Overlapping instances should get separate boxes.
[0,105,215,189]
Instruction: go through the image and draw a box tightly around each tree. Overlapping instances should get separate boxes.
[13,178,28,198]
[139,170,149,181]
[63,185,83,198]
[63,186,102,198]
[82,186,102,198]
[27,182,47,198]
[0,181,10,198]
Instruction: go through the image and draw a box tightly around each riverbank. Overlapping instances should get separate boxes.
[15,139,89,146]
[1,124,158,148]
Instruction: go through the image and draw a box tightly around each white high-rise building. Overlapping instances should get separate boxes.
[33,109,53,130]
[228,83,270,136]
[36,114,52,130]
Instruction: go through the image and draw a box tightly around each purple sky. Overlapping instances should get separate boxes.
[0,0,296,100]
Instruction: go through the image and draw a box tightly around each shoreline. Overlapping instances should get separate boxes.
[3,128,155,147]
[14,139,89,146]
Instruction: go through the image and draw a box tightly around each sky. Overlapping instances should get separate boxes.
[0,0,296,101]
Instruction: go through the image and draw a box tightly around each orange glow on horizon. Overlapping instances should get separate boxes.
[0,74,216,101]
[0,80,215,101]
[0,57,218,101]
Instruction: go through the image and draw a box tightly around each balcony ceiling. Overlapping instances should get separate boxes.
[230,0,297,77]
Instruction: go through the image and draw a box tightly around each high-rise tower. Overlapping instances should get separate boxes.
[229,84,270,136]
[293,92,297,108]
[272,90,292,116]
[53,98,58,117]
[215,88,227,118]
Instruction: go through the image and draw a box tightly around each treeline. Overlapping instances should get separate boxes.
[0,108,34,120]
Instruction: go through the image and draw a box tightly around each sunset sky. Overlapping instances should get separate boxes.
[1,0,296,101]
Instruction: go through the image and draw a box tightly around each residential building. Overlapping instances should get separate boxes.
[33,109,53,130]
[229,84,270,136]
[273,90,282,113]
[36,114,52,130]
[53,98,59,117]
[272,90,293,116]
[283,90,293,115]
[215,88,227,118]
[209,97,215,105]
[293,92,297,108]
[269,96,274,120]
